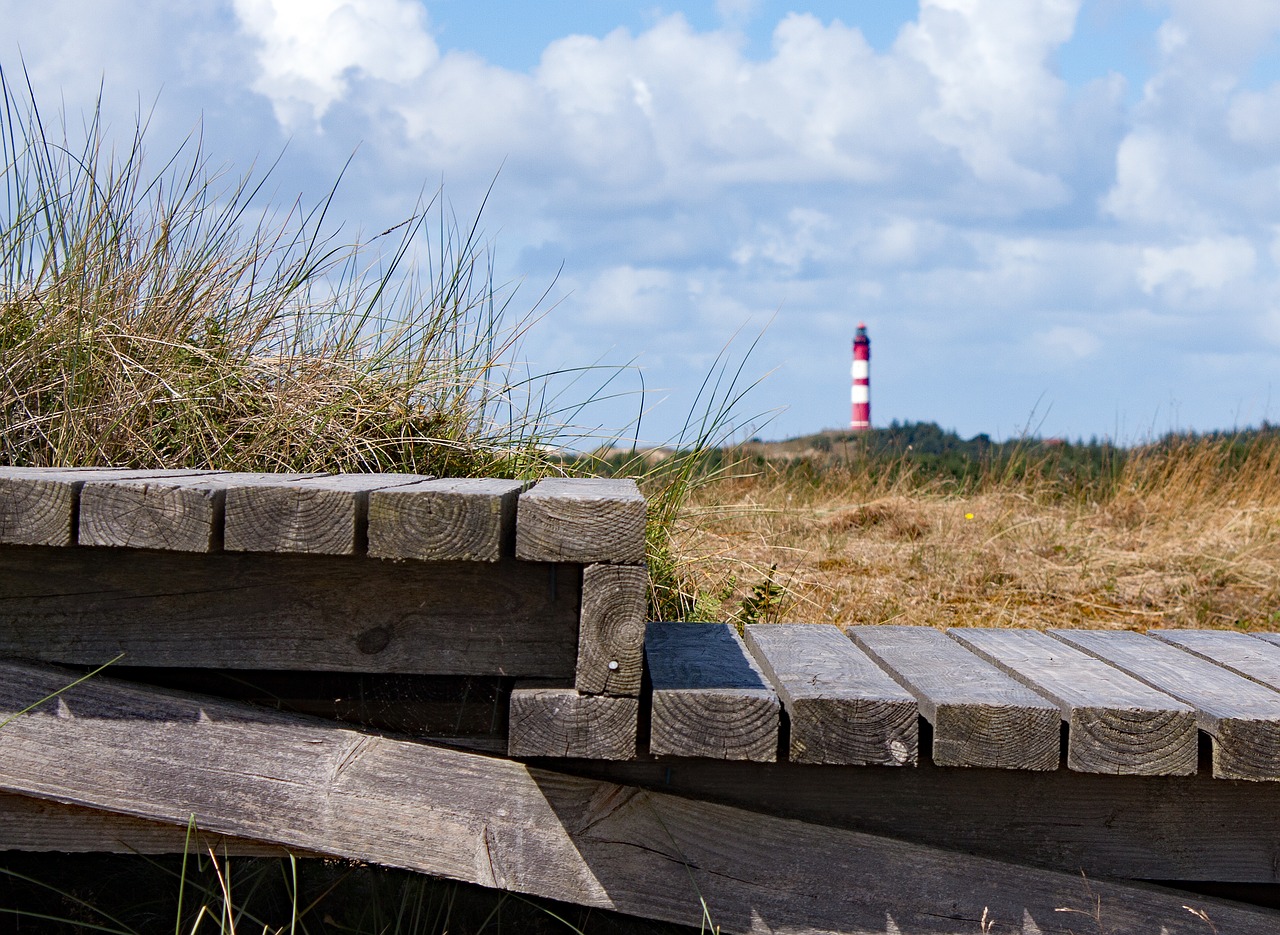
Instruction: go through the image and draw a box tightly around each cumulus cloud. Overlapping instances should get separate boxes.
[1138,238,1257,295]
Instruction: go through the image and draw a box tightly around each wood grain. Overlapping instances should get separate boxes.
[575,564,647,696]
[646,622,780,762]
[369,478,525,562]
[1053,629,1280,781]
[0,546,579,676]
[0,468,213,546]
[79,473,320,552]
[849,625,1060,770]
[225,473,432,554]
[949,628,1197,776]
[742,623,917,766]
[0,661,1270,934]
[1155,629,1280,692]
[515,478,645,563]
[508,683,639,759]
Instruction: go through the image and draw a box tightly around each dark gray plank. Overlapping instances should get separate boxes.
[576,564,647,696]
[743,623,917,766]
[849,625,1060,770]
[0,661,1270,934]
[515,478,645,563]
[368,478,525,561]
[0,468,213,546]
[0,546,579,676]
[225,472,432,554]
[79,472,321,552]
[1052,629,1280,781]
[646,622,780,762]
[949,628,1197,776]
[508,683,639,759]
[1156,629,1280,691]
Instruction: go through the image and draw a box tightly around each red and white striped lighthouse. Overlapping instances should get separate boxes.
[851,323,870,431]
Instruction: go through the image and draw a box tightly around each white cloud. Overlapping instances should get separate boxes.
[1031,325,1102,363]
[1138,238,1257,295]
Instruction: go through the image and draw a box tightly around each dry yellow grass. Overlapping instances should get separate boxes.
[669,436,1280,632]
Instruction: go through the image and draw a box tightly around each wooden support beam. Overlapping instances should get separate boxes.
[646,622,780,762]
[0,468,214,546]
[0,662,1272,934]
[368,478,526,562]
[576,564,647,696]
[224,473,433,555]
[742,623,917,766]
[79,473,322,552]
[515,478,646,564]
[508,683,639,759]
[0,546,579,676]
[850,625,1060,770]
[950,628,1197,776]
[1053,629,1280,781]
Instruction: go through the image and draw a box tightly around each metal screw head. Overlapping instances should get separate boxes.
[607,660,619,671]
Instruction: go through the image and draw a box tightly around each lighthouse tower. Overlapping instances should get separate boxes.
[851,323,870,431]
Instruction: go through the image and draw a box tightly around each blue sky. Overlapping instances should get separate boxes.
[6,0,1280,445]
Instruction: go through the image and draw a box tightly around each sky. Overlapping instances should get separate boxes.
[6,0,1280,445]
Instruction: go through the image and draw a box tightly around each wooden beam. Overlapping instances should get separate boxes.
[508,683,639,759]
[1156,629,1280,691]
[742,623,917,766]
[850,625,1060,770]
[515,478,646,564]
[368,478,525,562]
[576,564,647,696]
[0,468,214,547]
[79,473,322,552]
[0,662,1271,934]
[950,628,1197,776]
[0,546,579,676]
[224,473,433,555]
[646,622,780,761]
[1053,630,1280,781]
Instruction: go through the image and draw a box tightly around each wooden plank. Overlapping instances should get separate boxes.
[849,625,1060,770]
[580,755,1280,885]
[0,662,1272,934]
[0,546,579,676]
[949,628,1197,776]
[1052,629,1280,781]
[225,472,433,555]
[79,472,322,552]
[742,623,917,766]
[515,478,645,563]
[508,683,639,759]
[576,564,647,696]
[0,791,301,856]
[646,622,780,762]
[369,478,525,562]
[1155,629,1280,691]
[0,468,214,546]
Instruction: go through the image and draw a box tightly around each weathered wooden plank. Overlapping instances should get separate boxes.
[515,478,646,564]
[224,473,433,555]
[0,791,301,856]
[368,478,526,562]
[849,625,1060,770]
[949,628,1197,776]
[646,622,780,762]
[742,623,917,766]
[508,683,639,759]
[1155,629,1280,691]
[1052,629,1280,781]
[576,564,647,696]
[79,472,322,552]
[577,755,1280,885]
[0,546,579,676]
[0,662,1271,934]
[0,468,214,546]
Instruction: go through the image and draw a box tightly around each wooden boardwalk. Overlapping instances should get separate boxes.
[2,467,1280,933]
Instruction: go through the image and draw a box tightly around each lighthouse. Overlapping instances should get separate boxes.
[851,323,870,431]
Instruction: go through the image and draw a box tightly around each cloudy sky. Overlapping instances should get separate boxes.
[6,0,1280,444]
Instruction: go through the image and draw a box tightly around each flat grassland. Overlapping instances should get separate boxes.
[667,431,1280,633]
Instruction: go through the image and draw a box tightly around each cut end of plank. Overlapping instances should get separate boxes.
[515,478,646,564]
